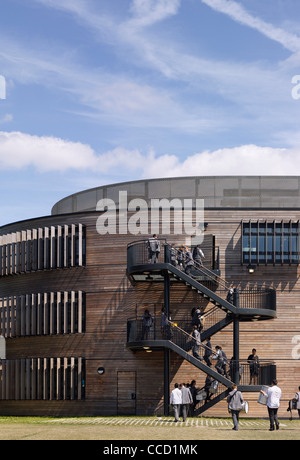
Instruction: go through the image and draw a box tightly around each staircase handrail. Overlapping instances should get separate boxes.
[165,243,230,290]
[168,320,215,357]
[127,240,276,315]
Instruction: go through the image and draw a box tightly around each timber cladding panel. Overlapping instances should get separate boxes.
[0,208,299,417]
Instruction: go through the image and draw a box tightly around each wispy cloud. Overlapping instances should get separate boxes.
[33,0,115,39]
[129,0,181,28]
[29,1,297,96]
[1,0,299,146]
[202,0,300,53]
[0,114,13,124]
[33,0,180,39]
[0,29,229,134]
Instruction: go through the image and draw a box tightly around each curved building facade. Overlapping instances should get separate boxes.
[0,176,299,417]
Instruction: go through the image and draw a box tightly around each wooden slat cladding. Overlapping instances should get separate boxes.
[0,223,85,277]
[0,357,85,401]
[0,291,85,338]
[0,209,299,417]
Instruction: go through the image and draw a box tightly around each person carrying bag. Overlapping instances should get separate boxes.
[227,384,244,431]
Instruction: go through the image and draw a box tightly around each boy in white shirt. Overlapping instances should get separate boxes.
[170,383,182,422]
[260,379,282,431]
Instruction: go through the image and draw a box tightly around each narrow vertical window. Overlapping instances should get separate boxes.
[242,222,250,264]
[258,222,266,264]
[275,223,282,264]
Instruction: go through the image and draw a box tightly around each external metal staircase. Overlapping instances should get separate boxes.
[126,240,277,415]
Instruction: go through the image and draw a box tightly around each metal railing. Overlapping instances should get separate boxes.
[227,360,276,387]
[165,245,276,312]
[237,287,276,311]
[127,239,219,272]
[127,309,227,344]
[127,317,276,387]
[127,240,276,313]
[164,244,224,288]
[193,380,228,412]
[127,239,167,268]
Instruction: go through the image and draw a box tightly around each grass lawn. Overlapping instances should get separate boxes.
[0,416,299,441]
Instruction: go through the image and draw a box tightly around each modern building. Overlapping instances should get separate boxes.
[0,176,299,417]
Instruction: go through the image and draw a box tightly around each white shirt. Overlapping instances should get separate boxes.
[266,385,282,408]
[170,388,182,405]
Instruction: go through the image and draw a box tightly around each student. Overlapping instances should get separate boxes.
[226,288,234,304]
[169,243,177,266]
[181,383,193,422]
[191,325,202,361]
[203,337,213,367]
[248,348,260,385]
[177,246,185,269]
[260,380,282,431]
[161,307,172,340]
[189,380,198,415]
[191,306,203,331]
[193,245,205,266]
[170,383,182,422]
[141,309,153,340]
[184,247,194,277]
[146,234,160,263]
[294,386,300,419]
[227,384,244,431]
[212,346,228,378]
[204,375,213,404]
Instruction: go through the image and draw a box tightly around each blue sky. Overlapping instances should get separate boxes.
[1,0,300,225]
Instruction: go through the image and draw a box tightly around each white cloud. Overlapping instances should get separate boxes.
[0,131,155,175]
[0,131,299,177]
[0,131,96,172]
[202,0,300,53]
[147,145,293,177]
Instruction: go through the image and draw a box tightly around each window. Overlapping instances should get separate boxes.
[258,223,266,264]
[250,222,258,264]
[266,223,274,264]
[242,221,300,265]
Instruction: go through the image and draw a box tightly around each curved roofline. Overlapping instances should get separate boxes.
[53,175,300,205]
[51,176,300,215]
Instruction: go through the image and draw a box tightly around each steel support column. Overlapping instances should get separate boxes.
[164,349,170,416]
[233,317,240,385]
[233,288,240,385]
[164,272,170,416]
